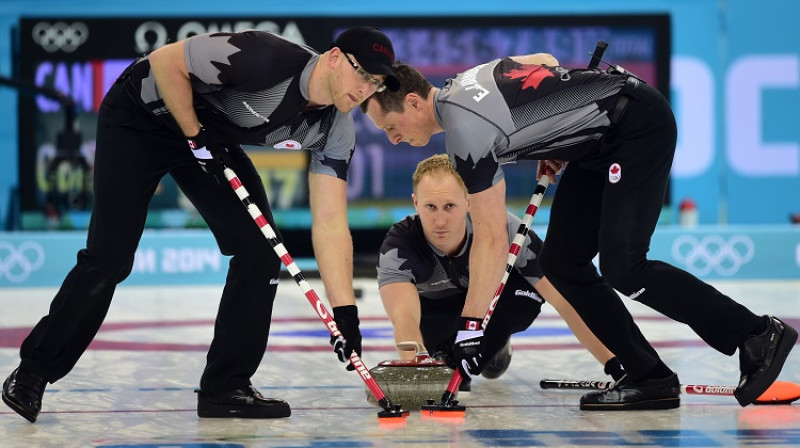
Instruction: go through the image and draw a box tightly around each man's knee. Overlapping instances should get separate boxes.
[226,239,280,269]
[540,251,600,286]
[76,249,135,283]
[598,256,642,296]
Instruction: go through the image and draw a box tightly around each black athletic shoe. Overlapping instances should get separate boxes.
[734,316,798,407]
[481,339,512,379]
[197,385,291,418]
[2,367,46,423]
[579,372,680,411]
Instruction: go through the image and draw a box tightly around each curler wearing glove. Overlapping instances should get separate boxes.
[330,305,363,371]
[185,127,231,184]
[453,317,486,380]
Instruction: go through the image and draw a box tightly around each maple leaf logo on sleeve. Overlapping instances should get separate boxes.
[503,65,555,90]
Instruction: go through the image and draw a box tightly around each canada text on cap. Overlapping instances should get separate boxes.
[332,26,400,92]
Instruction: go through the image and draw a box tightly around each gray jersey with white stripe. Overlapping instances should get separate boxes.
[377,211,544,300]
[123,30,354,179]
[435,58,627,193]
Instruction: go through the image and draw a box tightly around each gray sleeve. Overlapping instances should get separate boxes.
[444,106,506,194]
[308,111,355,180]
[184,33,241,86]
[377,247,416,287]
[507,212,544,285]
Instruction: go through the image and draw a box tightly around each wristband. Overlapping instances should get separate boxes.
[186,127,209,149]
[458,317,483,331]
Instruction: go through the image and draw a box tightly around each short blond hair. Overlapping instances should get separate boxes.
[412,154,467,196]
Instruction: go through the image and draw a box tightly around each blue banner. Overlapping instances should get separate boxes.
[2,226,799,287]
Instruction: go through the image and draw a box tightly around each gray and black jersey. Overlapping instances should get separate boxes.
[434,58,628,193]
[123,30,354,180]
[377,212,544,301]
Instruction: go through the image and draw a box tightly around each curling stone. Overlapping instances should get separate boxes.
[365,357,454,410]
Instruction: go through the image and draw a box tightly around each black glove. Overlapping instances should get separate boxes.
[186,127,229,183]
[330,305,362,371]
[452,317,486,380]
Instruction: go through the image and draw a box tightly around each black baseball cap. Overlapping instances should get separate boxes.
[332,26,400,92]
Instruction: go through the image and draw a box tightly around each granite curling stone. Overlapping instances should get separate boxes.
[365,358,454,410]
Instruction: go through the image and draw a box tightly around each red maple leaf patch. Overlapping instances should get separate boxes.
[504,66,555,90]
[610,165,620,175]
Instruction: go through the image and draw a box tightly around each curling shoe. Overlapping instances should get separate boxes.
[2,367,46,423]
[197,385,291,418]
[580,372,680,411]
[481,339,512,379]
[734,316,798,406]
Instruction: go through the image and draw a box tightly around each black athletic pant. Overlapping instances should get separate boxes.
[539,81,761,379]
[19,81,282,394]
[420,270,542,364]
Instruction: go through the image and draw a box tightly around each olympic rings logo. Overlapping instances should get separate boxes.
[0,241,46,283]
[671,234,754,276]
[32,22,89,53]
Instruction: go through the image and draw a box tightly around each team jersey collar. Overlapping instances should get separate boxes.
[432,86,447,130]
[299,54,319,105]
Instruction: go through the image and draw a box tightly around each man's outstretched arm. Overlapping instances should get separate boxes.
[308,171,357,308]
[510,53,560,66]
[462,179,509,319]
[379,282,425,361]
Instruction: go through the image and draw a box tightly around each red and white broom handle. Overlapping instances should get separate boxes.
[540,378,800,403]
[222,166,393,409]
[441,176,551,401]
[541,379,741,394]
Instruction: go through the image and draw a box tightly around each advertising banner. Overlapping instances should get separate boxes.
[17,15,670,230]
[2,225,798,287]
